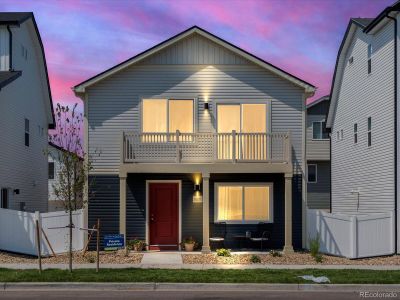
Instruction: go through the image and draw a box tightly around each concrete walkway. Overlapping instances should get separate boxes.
[141,252,183,265]
[0,263,400,270]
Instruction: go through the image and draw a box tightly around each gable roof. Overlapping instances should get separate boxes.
[364,1,400,33]
[0,12,32,25]
[307,95,330,109]
[73,26,315,95]
[326,19,372,128]
[0,71,21,89]
[0,12,55,129]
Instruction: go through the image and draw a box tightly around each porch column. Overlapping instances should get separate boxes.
[119,176,127,245]
[283,173,294,254]
[201,173,211,253]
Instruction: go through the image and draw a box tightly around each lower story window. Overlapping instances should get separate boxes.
[215,183,273,224]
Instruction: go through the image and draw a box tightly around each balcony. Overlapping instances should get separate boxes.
[122,131,292,164]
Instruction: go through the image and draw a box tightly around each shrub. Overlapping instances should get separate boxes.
[127,239,146,251]
[85,252,96,263]
[314,254,323,263]
[216,248,231,257]
[309,234,320,258]
[182,236,196,244]
[250,255,261,263]
[269,250,282,257]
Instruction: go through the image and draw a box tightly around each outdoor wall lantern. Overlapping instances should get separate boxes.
[193,182,203,203]
[204,102,209,110]
[13,189,20,195]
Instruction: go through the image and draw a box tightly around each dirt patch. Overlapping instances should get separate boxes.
[182,252,400,265]
[0,250,143,264]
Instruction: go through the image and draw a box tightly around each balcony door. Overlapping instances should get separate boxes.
[217,103,267,160]
[142,99,194,142]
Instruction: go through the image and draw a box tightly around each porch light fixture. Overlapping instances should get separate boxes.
[204,102,209,110]
[13,189,20,195]
[193,183,202,203]
[194,183,201,192]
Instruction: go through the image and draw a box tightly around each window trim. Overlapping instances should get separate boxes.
[312,121,329,141]
[140,97,197,134]
[307,164,317,183]
[214,182,274,224]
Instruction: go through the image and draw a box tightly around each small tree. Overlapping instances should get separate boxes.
[49,103,92,272]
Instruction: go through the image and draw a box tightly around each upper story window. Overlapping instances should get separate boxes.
[367,117,372,147]
[217,103,267,133]
[354,123,358,144]
[142,99,194,134]
[367,44,372,74]
[312,121,329,140]
[24,118,29,147]
[307,164,317,183]
[48,162,55,180]
[215,183,273,224]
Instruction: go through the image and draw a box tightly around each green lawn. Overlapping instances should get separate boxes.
[0,268,399,284]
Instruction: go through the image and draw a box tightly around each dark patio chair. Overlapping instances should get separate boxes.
[249,222,271,251]
[209,222,227,250]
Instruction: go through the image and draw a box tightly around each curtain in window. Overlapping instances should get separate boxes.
[217,186,242,221]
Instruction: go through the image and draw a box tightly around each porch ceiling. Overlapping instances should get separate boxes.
[119,162,292,177]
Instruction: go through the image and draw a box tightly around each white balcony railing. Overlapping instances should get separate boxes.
[122,131,291,164]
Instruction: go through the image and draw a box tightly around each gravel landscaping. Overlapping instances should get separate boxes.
[0,250,143,264]
[182,252,400,265]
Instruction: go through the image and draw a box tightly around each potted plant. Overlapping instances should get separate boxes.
[182,236,196,252]
[127,239,146,252]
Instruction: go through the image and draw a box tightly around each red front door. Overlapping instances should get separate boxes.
[149,183,179,250]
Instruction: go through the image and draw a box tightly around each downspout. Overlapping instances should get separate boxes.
[6,25,12,70]
[387,14,398,254]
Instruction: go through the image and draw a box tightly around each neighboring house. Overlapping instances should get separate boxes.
[327,1,400,254]
[48,142,84,212]
[0,12,55,212]
[74,26,315,252]
[306,96,330,210]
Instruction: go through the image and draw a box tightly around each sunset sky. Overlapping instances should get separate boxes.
[0,0,394,110]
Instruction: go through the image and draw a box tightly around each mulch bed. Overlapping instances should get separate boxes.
[182,252,400,265]
[0,250,143,264]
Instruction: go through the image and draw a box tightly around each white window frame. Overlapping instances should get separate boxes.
[307,164,317,183]
[140,97,197,134]
[214,182,274,224]
[312,121,329,140]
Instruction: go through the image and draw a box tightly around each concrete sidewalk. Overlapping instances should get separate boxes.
[0,263,400,270]
[1,282,400,292]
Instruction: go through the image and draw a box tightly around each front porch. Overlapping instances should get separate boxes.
[118,171,299,254]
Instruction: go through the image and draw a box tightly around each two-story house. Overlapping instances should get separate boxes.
[74,26,315,252]
[306,96,330,210]
[0,12,55,212]
[327,1,400,255]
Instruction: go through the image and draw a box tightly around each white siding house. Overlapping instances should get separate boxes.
[324,2,400,257]
[0,13,55,212]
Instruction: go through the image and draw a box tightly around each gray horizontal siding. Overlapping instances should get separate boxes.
[307,161,330,209]
[88,64,305,173]
[306,101,330,160]
[141,33,249,65]
[331,22,395,213]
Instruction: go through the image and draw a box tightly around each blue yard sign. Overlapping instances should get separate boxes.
[104,234,124,250]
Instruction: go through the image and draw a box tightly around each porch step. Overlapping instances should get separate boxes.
[141,253,183,265]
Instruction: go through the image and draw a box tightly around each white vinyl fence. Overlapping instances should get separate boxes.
[0,208,84,256]
[307,209,395,258]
